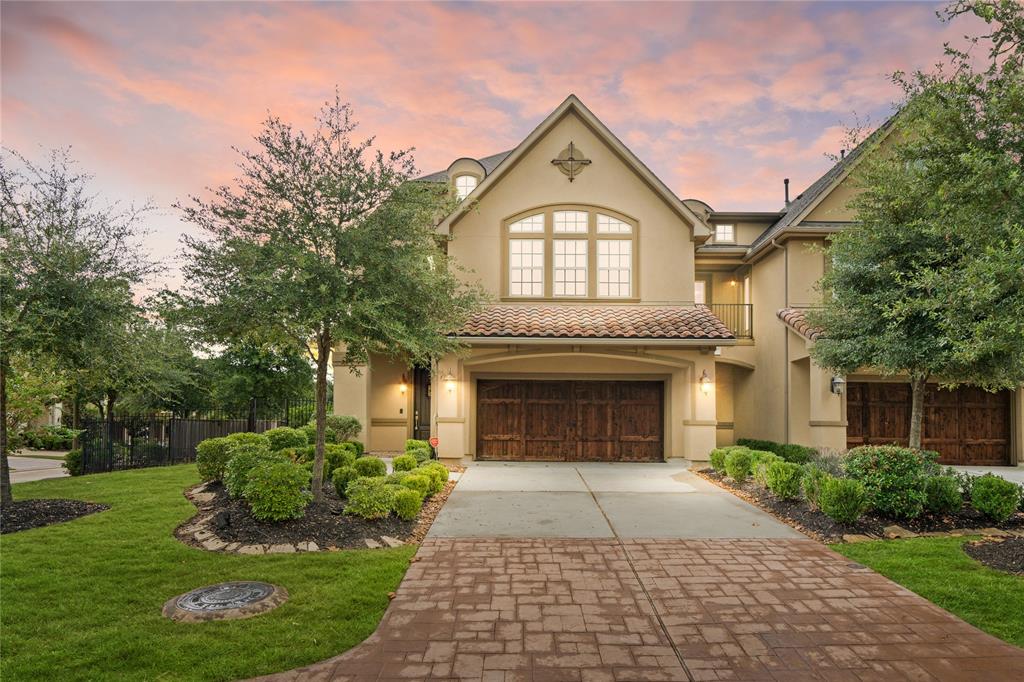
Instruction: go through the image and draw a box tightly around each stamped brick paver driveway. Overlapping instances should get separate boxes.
[257,465,1024,681]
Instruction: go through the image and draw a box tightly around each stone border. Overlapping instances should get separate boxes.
[162,581,289,623]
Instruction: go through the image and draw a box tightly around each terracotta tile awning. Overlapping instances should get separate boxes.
[456,305,735,341]
[777,308,824,341]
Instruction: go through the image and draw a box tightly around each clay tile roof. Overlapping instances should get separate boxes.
[777,308,824,341]
[457,305,735,340]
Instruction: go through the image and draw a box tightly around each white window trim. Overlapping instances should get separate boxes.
[508,238,544,297]
[714,223,735,243]
[454,174,478,201]
[553,239,588,297]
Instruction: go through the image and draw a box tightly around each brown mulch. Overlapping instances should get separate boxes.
[697,468,1024,543]
[1,498,108,534]
[964,537,1024,575]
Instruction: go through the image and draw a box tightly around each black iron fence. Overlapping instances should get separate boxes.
[79,397,326,474]
[708,303,753,339]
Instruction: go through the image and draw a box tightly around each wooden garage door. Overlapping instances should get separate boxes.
[846,382,1012,465]
[476,380,663,462]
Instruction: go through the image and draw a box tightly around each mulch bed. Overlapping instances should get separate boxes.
[1,498,108,534]
[697,468,1024,543]
[964,537,1024,575]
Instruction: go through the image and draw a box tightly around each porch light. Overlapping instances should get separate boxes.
[399,373,408,394]
[830,376,846,395]
[699,370,713,395]
[442,370,456,394]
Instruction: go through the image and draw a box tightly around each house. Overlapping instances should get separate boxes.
[333,95,1023,467]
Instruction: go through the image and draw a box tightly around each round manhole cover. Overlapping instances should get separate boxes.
[163,581,287,622]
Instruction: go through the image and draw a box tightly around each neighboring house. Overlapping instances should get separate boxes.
[334,95,1023,466]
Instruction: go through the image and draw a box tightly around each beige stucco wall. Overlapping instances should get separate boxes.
[447,109,699,304]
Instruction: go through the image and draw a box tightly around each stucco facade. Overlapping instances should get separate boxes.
[334,95,1022,466]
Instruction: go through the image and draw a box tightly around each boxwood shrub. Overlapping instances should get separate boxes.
[392,454,418,472]
[971,475,1021,523]
[243,460,312,521]
[195,436,233,482]
[765,461,803,499]
[225,432,271,450]
[325,415,362,442]
[64,448,83,476]
[736,438,815,464]
[344,477,396,519]
[224,445,283,498]
[818,477,869,524]
[801,463,830,510]
[709,445,747,472]
[724,449,753,483]
[417,462,449,493]
[844,445,934,519]
[300,423,337,445]
[401,473,432,497]
[393,488,424,520]
[347,440,365,456]
[924,475,963,515]
[405,439,430,451]
[750,450,782,487]
[332,466,357,497]
[353,456,387,478]
[263,426,308,452]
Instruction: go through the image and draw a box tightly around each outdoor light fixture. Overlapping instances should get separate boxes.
[442,370,456,394]
[699,370,713,395]
[399,374,408,394]
[830,376,846,395]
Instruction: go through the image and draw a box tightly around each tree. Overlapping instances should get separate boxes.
[172,94,483,499]
[809,0,1024,448]
[206,341,315,411]
[3,355,65,453]
[0,148,156,507]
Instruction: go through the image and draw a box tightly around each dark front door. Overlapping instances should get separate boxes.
[412,366,431,442]
[846,382,1012,465]
[476,379,663,462]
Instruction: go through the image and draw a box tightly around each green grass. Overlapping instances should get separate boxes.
[832,536,1024,646]
[1,465,415,681]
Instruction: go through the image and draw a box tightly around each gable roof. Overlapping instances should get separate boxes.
[436,95,711,237]
[418,150,513,183]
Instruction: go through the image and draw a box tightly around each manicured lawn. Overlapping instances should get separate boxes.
[1,465,415,681]
[832,536,1024,647]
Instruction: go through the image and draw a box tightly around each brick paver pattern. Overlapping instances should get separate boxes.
[256,538,1024,681]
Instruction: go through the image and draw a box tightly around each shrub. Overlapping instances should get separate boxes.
[21,425,81,450]
[844,445,934,519]
[751,451,782,486]
[943,466,979,497]
[353,456,387,478]
[801,463,831,510]
[326,442,358,471]
[417,462,449,493]
[64,448,83,476]
[387,471,410,486]
[736,438,816,464]
[808,450,845,477]
[401,473,432,497]
[195,436,233,482]
[224,446,284,498]
[326,415,362,442]
[765,461,803,499]
[924,475,963,515]
[344,477,396,519]
[724,449,753,483]
[332,466,357,497]
[263,427,308,452]
[819,477,869,524]
[225,431,271,450]
[405,439,430,452]
[709,448,729,472]
[971,475,1021,523]
[393,488,424,520]
[243,460,312,521]
[408,446,432,463]
[300,423,337,445]
[392,454,418,472]
[347,440,365,456]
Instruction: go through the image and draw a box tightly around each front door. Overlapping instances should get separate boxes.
[412,366,431,442]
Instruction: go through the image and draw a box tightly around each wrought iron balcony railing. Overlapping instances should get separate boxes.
[707,303,753,339]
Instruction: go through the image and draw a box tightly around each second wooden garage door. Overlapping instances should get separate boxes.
[476,380,663,462]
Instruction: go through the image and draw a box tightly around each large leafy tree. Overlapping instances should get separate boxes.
[810,0,1024,448]
[0,148,155,506]
[172,95,482,499]
[205,341,315,411]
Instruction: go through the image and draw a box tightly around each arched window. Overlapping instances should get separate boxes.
[454,175,478,200]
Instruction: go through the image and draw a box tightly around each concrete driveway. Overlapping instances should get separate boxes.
[429,461,802,539]
[8,454,69,483]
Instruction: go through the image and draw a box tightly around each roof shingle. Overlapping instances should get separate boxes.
[777,308,824,341]
[457,305,734,340]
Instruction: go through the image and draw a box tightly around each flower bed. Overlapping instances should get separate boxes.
[0,498,109,534]
[964,537,1024,575]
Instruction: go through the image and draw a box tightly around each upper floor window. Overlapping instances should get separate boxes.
[503,207,636,299]
[714,223,735,243]
[454,174,478,200]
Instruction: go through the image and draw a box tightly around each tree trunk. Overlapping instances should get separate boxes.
[105,391,117,431]
[71,396,81,450]
[0,351,13,508]
[311,328,332,501]
[908,374,928,450]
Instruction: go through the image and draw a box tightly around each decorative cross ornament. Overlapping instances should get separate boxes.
[551,141,591,182]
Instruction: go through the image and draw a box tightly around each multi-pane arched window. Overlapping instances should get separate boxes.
[454,175,478,200]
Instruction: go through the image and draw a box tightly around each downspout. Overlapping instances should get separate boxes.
[771,238,790,443]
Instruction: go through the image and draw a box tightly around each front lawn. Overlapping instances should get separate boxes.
[832,536,1024,647]
[0,465,415,681]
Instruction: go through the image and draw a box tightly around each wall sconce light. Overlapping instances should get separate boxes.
[399,373,408,394]
[442,370,456,394]
[830,376,846,395]
[699,369,713,396]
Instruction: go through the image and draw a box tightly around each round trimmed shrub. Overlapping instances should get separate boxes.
[344,477,396,519]
[765,461,803,500]
[195,436,233,482]
[402,473,432,497]
[417,462,449,493]
[64,448,83,476]
[263,426,308,452]
[801,463,830,510]
[924,475,962,515]
[971,475,1021,523]
[724,449,753,483]
[243,460,312,521]
[393,488,424,521]
[407,446,432,463]
[778,443,815,465]
[301,423,338,445]
[708,447,730,472]
[818,477,869,524]
[392,454,418,472]
[326,415,362,442]
[844,445,933,519]
[353,456,387,478]
[405,438,430,451]
[332,466,357,497]
[224,445,283,498]
[751,451,782,487]
[225,431,271,450]
[347,440,365,456]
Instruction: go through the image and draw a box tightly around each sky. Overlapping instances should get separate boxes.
[2,1,980,291]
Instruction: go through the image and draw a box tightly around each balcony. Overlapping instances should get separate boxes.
[707,303,753,339]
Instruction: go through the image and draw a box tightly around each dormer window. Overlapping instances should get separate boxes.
[454,175,478,200]
[714,223,735,243]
